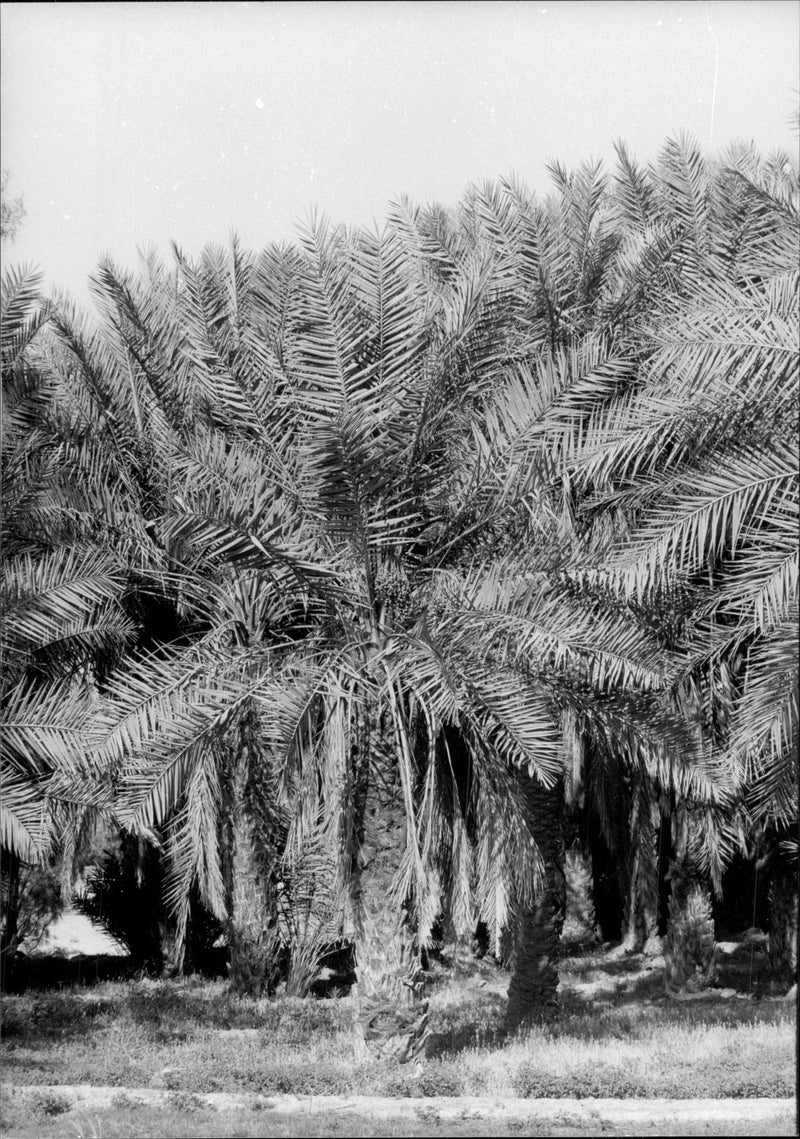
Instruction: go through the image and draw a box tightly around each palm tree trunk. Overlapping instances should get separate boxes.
[505,774,565,1032]
[222,725,280,998]
[0,852,22,989]
[664,870,716,994]
[768,863,798,984]
[664,810,716,995]
[621,869,659,954]
[619,782,661,955]
[225,811,277,997]
[350,709,429,1062]
[562,843,599,948]
[355,774,415,1000]
[353,771,429,1060]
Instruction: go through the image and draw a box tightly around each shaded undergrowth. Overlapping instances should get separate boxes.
[1,942,795,1107]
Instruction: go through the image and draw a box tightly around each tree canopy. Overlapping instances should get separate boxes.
[1,132,797,1025]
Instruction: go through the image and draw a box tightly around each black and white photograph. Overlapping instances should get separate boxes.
[1,2,797,1135]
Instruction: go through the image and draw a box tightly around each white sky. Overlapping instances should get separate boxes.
[2,0,798,305]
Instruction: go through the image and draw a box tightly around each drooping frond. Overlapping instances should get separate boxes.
[1,265,50,368]
[0,767,51,861]
[451,558,673,692]
[606,441,797,599]
[1,546,130,663]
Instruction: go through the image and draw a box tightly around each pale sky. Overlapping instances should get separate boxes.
[2,1,798,306]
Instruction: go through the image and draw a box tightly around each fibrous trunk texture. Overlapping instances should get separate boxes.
[504,774,564,1033]
[0,853,21,988]
[621,871,659,955]
[226,813,276,996]
[620,793,661,955]
[664,865,717,995]
[159,919,185,979]
[351,724,429,1062]
[664,807,717,995]
[222,726,280,998]
[562,844,599,948]
[768,864,798,984]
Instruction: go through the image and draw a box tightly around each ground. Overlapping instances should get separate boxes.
[1,914,796,1137]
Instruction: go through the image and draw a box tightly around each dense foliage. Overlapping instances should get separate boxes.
[1,134,797,1032]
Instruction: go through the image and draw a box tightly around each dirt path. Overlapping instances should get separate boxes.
[6,1084,796,1131]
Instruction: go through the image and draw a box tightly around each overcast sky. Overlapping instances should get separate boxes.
[2,0,798,305]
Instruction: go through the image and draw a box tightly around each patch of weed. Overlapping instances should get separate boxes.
[1,992,115,1042]
[110,1091,144,1110]
[27,1089,72,1117]
[415,1063,465,1097]
[166,1091,209,1113]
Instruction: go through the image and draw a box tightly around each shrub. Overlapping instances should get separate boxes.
[275,997,349,1043]
[6,992,107,1040]
[166,1091,207,1113]
[415,1064,464,1097]
[267,1060,355,1096]
[0,1006,22,1038]
[709,1065,796,1099]
[1,858,64,972]
[379,1069,418,1098]
[511,1067,568,1099]
[110,1092,143,1110]
[512,1062,650,1099]
[374,1061,466,1099]
[27,1089,72,1117]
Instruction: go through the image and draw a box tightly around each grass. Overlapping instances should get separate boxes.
[2,977,794,1100]
[1,943,796,1137]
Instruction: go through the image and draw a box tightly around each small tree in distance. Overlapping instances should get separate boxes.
[1,170,25,244]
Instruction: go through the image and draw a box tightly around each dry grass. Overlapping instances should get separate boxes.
[6,974,792,1100]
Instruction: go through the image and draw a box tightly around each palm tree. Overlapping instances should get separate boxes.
[462,137,787,997]
[568,135,799,989]
[348,166,724,1023]
[1,266,136,968]
[54,202,687,1052]
[462,161,711,982]
[4,250,259,974]
[18,131,794,1029]
[36,243,295,985]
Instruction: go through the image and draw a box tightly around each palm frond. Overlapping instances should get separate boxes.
[1,265,49,368]
[2,678,97,775]
[2,546,128,658]
[0,767,51,860]
[606,441,797,598]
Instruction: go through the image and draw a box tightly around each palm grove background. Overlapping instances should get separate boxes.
[1,131,797,1052]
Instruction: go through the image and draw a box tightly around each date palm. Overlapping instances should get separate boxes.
[1,267,139,858]
[568,136,799,987]
[0,266,139,966]
[65,202,684,1049]
[461,159,707,979]
[463,137,794,991]
[3,249,263,971]
[15,129,794,1027]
